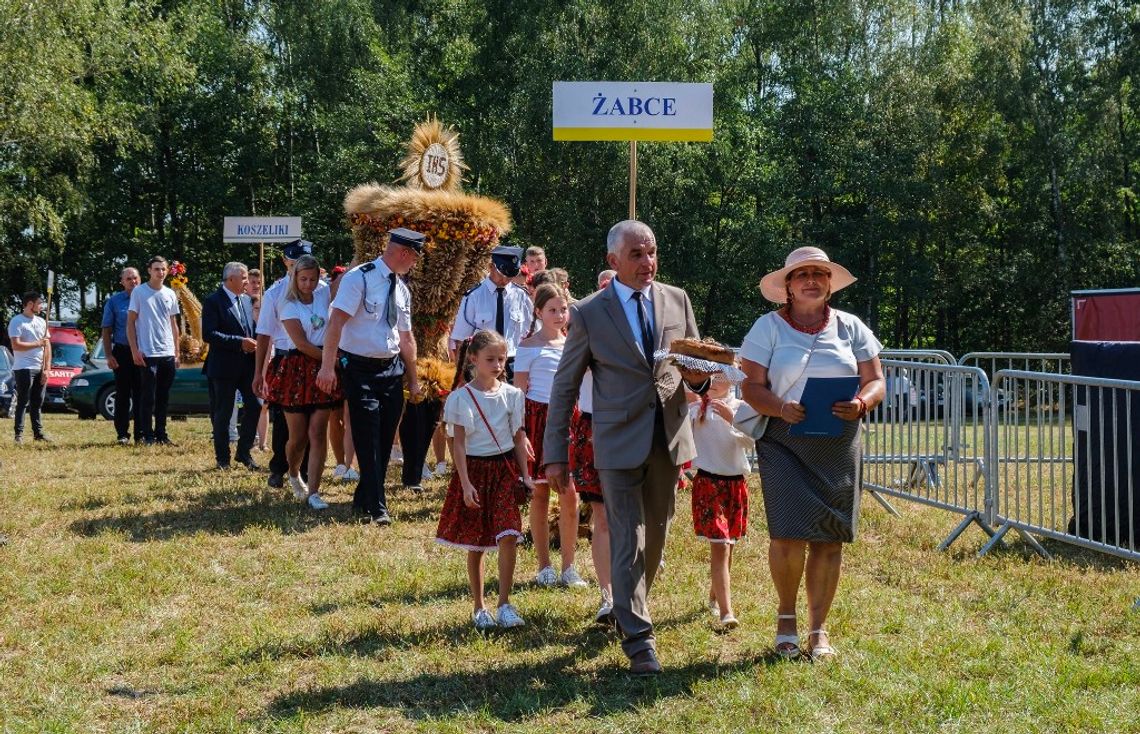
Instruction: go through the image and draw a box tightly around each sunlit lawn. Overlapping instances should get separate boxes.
[1,415,1137,733]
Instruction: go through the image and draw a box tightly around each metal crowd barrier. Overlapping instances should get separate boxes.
[958,351,1070,377]
[981,370,1140,562]
[861,360,999,549]
[879,349,956,365]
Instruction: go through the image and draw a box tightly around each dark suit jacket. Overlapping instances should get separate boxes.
[202,287,256,380]
[545,280,702,471]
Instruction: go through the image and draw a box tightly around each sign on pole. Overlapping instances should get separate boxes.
[552,81,713,216]
[222,216,303,243]
[552,81,713,142]
[223,216,302,284]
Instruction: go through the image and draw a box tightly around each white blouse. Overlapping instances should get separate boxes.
[689,395,754,476]
[513,343,564,404]
[444,383,526,457]
[739,309,882,403]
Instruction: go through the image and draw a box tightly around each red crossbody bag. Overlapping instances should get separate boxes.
[463,385,532,505]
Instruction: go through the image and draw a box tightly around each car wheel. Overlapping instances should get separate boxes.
[98,386,117,421]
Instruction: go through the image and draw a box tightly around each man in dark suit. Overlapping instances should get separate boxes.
[202,262,260,469]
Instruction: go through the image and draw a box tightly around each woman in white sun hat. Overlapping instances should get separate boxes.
[738,246,885,662]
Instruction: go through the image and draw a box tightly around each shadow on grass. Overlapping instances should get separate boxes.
[309,581,475,616]
[67,486,355,541]
[264,647,765,723]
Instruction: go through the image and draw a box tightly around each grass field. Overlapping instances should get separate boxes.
[2,415,1138,733]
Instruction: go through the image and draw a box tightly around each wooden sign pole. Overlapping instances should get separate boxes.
[628,140,638,219]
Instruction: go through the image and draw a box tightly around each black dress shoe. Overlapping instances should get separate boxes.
[154,437,176,447]
[235,457,261,471]
[629,649,662,676]
[216,462,232,470]
[361,510,392,526]
[267,472,284,489]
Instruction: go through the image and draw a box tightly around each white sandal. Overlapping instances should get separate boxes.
[774,613,800,659]
[807,628,837,662]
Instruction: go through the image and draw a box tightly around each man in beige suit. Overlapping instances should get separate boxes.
[545,220,709,675]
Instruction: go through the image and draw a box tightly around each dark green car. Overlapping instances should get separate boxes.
[66,365,212,420]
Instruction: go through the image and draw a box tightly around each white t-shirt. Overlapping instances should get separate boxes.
[128,283,180,358]
[7,313,47,370]
[330,259,411,358]
[739,309,882,403]
[444,382,525,458]
[257,277,330,352]
[280,287,332,348]
[513,343,564,404]
[689,395,754,476]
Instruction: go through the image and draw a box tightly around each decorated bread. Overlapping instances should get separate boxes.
[669,337,736,365]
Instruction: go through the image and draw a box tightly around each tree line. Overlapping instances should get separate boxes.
[1,0,1136,352]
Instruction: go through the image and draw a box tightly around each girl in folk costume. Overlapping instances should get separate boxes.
[264,255,343,510]
[690,372,754,629]
[514,284,586,589]
[436,330,536,630]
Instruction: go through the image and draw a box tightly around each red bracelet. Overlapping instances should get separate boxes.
[854,395,868,417]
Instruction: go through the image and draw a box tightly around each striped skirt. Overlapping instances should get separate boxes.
[755,418,861,543]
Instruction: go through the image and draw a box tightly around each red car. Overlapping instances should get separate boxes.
[43,323,88,411]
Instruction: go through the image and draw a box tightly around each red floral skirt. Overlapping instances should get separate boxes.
[265,352,343,410]
[691,469,749,543]
[524,398,549,483]
[569,408,602,502]
[436,454,523,552]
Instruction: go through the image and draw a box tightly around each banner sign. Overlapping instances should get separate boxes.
[223,216,303,243]
[552,81,713,142]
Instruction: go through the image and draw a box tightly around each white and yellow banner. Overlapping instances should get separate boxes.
[552,81,714,142]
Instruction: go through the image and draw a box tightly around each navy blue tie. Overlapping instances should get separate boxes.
[632,291,654,362]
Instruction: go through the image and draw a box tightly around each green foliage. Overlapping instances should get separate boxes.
[1,0,1138,350]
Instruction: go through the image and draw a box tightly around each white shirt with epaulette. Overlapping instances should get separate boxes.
[331,258,411,358]
[449,277,535,357]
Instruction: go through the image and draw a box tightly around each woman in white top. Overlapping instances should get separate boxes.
[265,255,343,509]
[739,246,885,662]
[514,284,586,589]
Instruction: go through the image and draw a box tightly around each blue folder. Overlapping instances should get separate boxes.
[789,376,862,437]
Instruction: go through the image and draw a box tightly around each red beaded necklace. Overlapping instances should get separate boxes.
[781,304,831,335]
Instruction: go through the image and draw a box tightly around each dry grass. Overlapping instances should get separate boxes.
[1,415,1138,733]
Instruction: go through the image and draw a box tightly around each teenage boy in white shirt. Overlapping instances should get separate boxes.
[127,255,181,445]
[8,291,51,443]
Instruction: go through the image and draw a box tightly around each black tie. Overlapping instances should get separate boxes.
[632,291,654,362]
[386,273,399,328]
[236,296,250,336]
[495,286,505,335]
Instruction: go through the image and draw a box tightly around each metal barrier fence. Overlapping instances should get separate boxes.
[982,370,1140,562]
[879,349,956,365]
[958,351,1070,377]
[861,360,999,549]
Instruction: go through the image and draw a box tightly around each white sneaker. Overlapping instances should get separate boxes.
[535,566,558,587]
[344,467,360,481]
[560,567,588,588]
[288,474,308,501]
[332,464,348,481]
[595,589,614,625]
[708,598,720,618]
[496,603,525,628]
[472,608,497,631]
[422,464,434,480]
[307,493,329,510]
[434,461,448,476]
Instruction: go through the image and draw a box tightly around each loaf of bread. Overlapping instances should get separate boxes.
[669,337,736,365]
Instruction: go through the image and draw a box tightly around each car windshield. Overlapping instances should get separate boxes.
[51,343,87,368]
